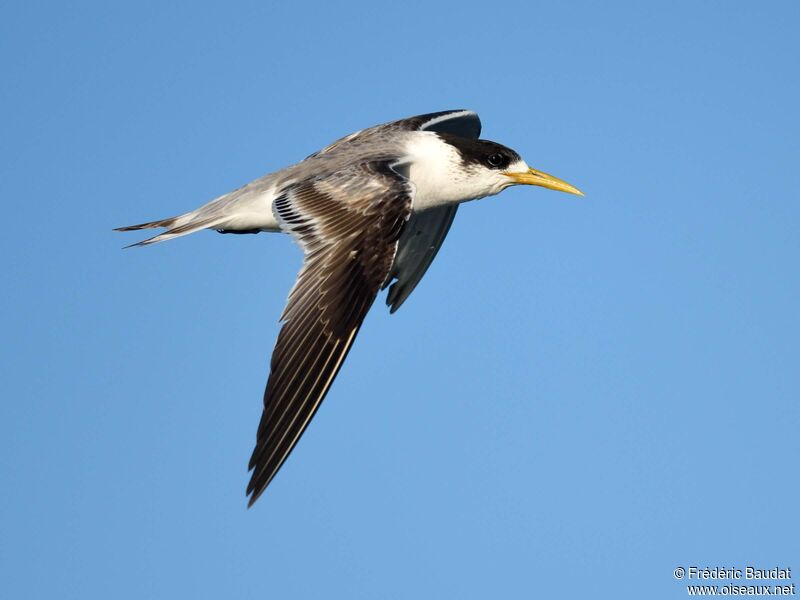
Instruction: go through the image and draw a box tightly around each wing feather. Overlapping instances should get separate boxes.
[247,161,412,505]
[383,110,482,311]
[308,109,481,158]
[385,205,458,312]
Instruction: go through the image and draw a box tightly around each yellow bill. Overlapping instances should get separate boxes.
[503,167,584,196]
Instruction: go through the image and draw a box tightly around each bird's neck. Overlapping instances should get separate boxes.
[403,133,483,211]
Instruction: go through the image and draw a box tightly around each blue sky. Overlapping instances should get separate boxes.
[2,1,798,598]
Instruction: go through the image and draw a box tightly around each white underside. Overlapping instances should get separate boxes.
[216,185,282,232]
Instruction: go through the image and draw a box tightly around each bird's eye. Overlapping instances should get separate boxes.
[487,153,506,168]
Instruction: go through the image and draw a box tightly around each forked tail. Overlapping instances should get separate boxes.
[115,178,281,247]
[115,187,237,247]
[113,212,225,247]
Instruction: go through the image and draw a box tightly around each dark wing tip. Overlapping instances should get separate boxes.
[246,477,263,508]
[385,280,404,313]
[246,460,269,507]
[417,110,481,138]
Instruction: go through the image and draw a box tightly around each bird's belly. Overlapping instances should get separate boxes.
[223,212,282,232]
[225,188,282,232]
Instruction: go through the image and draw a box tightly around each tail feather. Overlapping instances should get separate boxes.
[113,217,176,232]
[119,216,225,248]
[115,181,278,247]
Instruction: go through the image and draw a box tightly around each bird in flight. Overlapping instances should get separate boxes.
[117,110,583,506]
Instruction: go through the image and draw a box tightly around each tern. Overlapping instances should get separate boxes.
[117,110,583,506]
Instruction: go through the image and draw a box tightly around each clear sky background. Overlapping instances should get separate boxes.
[2,1,798,598]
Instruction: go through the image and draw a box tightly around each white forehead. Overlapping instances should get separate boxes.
[507,158,529,173]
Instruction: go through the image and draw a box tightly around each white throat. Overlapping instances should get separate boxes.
[402,133,484,211]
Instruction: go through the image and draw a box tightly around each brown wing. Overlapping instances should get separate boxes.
[246,161,413,506]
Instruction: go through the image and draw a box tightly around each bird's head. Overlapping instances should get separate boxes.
[436,134,584,201]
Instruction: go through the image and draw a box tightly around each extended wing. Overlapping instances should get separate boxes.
[246,161,412,505]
